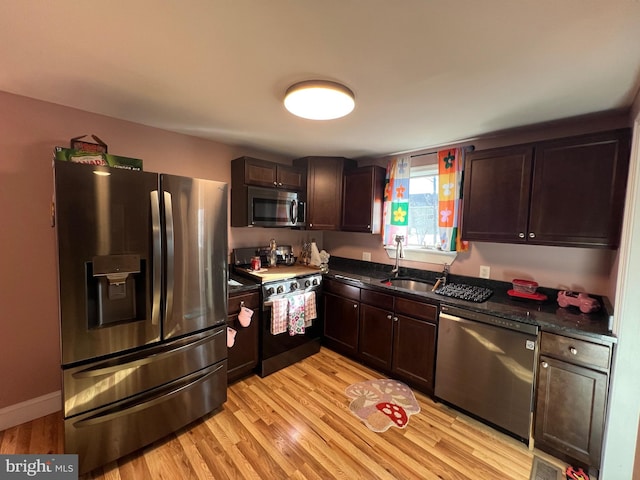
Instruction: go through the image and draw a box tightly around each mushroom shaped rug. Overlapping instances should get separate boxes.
[345,379,420,432]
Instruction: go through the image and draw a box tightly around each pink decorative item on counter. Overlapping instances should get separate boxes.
[557,291,600,314]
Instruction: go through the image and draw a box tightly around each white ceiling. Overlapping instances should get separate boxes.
[1,1,640,159]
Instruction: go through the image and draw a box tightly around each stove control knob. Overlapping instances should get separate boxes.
[304,280,311,288]
[312,278,319,286]
[266,287,275,296]
[290,282,299,291]
[276,285,284,294]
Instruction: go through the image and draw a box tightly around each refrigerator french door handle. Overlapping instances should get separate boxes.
[164,191,175,323]
[150,190,162,326]
[71,362,225,429]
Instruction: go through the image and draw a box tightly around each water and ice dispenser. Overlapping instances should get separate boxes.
[87,254,146,327]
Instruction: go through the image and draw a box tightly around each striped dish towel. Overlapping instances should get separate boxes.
[287,294,306,336]
[270,298,288,335]
[304,291,317,327]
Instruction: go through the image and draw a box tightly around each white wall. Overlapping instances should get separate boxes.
[601,102,640,478]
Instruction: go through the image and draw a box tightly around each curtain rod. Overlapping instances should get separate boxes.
[409,145,475,159]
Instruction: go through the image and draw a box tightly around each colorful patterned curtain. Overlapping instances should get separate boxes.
[437,148,468,252]
[382,156,411,246]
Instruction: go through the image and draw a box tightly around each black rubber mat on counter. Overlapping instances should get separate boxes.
[433,283,493,303]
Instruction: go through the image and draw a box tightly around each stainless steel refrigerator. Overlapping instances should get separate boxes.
[53,160,228,474]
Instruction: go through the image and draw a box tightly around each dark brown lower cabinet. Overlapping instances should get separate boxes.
[359,303,394,371]
[323,292,360,357]
[323,278,438,395]
[226,290,260,383]
[392,313,437,394]
[534,332,611,471]
[391,297,438,394]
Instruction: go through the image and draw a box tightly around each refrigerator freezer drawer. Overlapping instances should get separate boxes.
[66,359,227,475]
[63,326,226,417]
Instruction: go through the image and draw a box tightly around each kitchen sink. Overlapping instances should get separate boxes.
[381,277,434,292]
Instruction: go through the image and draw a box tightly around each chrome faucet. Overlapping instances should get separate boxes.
[432,263,450,292]
[440,263,450,286]
[390,235,405,277]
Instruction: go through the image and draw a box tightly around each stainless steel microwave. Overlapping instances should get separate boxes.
[246,186,305,227]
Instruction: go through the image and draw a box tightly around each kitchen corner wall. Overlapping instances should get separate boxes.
[0,91,307,411]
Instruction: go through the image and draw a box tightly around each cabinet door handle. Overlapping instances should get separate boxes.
[541,361,549,369]
[569,347,578,355]
[518,232,525,238]
[387,314,392,320]
[273,181,278,186]
[393,316,398,322]
[529,232,536,238]
[278,182,283,186]
[353,304,358,309]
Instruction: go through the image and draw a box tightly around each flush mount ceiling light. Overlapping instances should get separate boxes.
[284,80,355,120]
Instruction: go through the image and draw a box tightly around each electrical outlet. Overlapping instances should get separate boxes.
[479,265,490,279]
[362,252,371,261]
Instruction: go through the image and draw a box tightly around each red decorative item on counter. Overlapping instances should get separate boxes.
[507,289,547,301]
[512,278,539,294]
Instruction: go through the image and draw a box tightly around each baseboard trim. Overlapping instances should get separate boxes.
[0,391,62,431]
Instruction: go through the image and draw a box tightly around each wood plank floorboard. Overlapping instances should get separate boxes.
[1,347,550,479]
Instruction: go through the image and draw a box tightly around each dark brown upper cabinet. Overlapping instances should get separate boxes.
[232,156,305,190]
[462,129,631,248]
[293,156,356,231]
[341,166,386,234]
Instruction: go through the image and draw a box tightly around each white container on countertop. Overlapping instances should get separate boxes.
[309,240,322,267]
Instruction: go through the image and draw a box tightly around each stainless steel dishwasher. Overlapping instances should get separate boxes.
[435,304,538,442]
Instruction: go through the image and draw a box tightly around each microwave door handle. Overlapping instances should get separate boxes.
[290,199,297,224]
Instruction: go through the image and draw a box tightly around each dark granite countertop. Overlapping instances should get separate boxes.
[228,271,260,294]
[325,257,616,344]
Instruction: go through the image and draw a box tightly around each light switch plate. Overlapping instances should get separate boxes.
[479,265,490,279]
[362,252,371,261]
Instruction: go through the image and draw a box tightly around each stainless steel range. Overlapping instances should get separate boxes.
[233,247,323,376]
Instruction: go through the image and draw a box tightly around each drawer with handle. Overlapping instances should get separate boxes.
[540,332,610,370]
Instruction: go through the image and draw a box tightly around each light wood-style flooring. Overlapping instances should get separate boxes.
[1,348,561,479]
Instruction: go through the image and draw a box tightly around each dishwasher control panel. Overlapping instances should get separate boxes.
[440,304,539,335]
